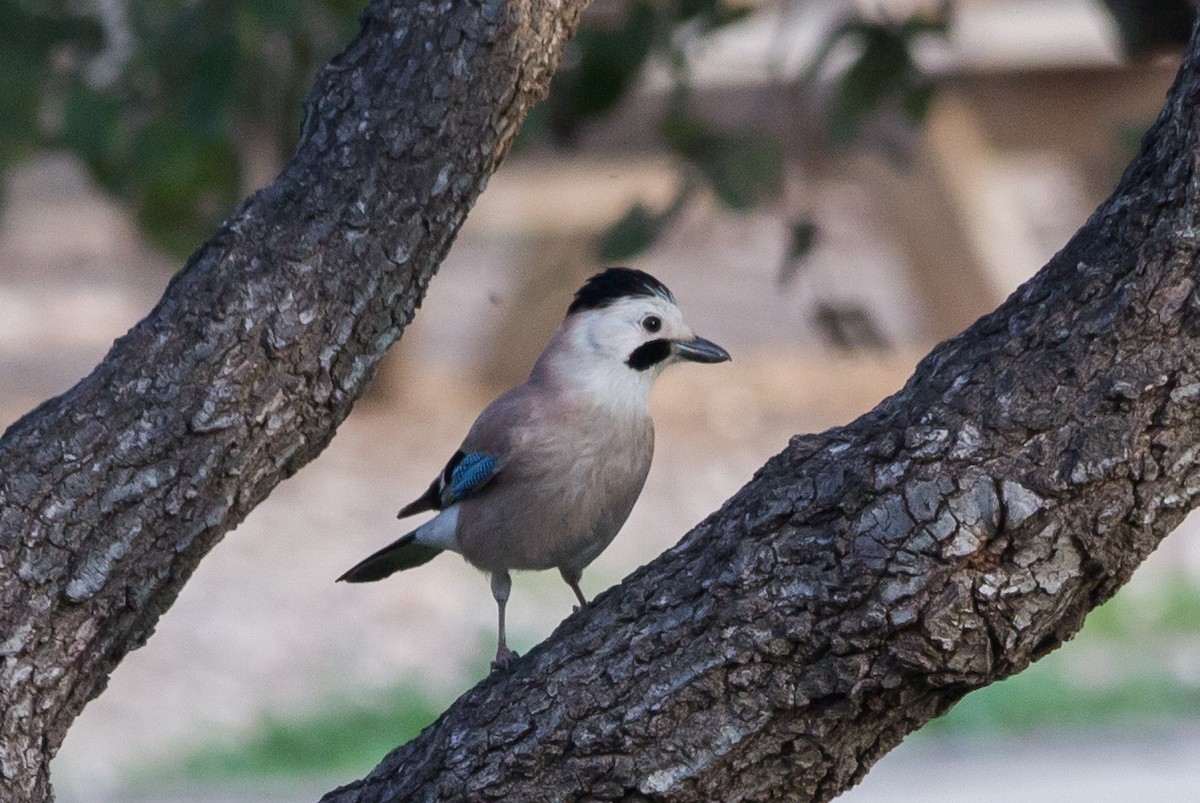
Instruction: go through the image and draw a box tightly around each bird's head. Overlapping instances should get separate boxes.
[535,268,730,408]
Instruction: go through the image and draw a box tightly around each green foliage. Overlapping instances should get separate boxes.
[0,2,102,181]
[598,203,670,261]
[809,14,948,145]
[1,0,361,256]
[595,177,696,261]
[779,217,818,284]
[545,1,658,142]
[0,1,1182,266]
[537,0,750,145]
[926,655,1200,736]
[523,0,783,259]
[163,684,445,781]
[2,0,949,262]
[580,3,948,262]
[1101,0,1194,57]
[595,115,785,256]
[664,114,782,212]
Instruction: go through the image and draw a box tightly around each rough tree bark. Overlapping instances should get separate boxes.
[317,26,1200,803]
[0,0,593,799]
[3,2,1200,802]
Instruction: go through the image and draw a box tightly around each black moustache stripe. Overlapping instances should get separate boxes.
[626,339,671,371]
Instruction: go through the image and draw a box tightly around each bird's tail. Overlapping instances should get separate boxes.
[337,531,442,583]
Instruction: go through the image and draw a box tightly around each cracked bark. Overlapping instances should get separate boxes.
[0,0,592,799]
[3,1,1200,801]
[316,26,1200,803]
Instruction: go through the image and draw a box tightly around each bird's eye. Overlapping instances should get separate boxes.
[642,315,662,333]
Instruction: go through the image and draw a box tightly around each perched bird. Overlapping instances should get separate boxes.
[338,267,730,666]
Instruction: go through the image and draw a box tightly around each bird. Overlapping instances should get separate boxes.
[337,267,730,667]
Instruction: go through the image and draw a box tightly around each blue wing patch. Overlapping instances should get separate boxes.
[439,452,497,506]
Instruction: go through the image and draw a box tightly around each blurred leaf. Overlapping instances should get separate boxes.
[1100,0,1194,57]
[826,26,911,144]
[130,117,240,255]
[0,0,366,255]
[902,80,936,125]
[811,14,948,146]
[813,302,889,352]
[899,7,952,39]
[660,111,707,156]
[595,177,697,260]
[549,0,658,141]
[0,1,103,164]
[597,203,667,261]
[675,0,752,32]
[1115,121,1150,164]
[664,114,782,211]
[787,219,817,261]
[702,132,783,211]
[779,218,818,285]
[675,0,720,22]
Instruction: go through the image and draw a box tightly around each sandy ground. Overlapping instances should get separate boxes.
[5,155,1200,801]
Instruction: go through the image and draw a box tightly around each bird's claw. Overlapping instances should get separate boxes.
[491,647,519,671]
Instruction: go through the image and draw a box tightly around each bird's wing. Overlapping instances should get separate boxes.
[397,385,538,519]
[397,450,500,519]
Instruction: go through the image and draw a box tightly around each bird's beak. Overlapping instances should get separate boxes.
[674,335,731,364]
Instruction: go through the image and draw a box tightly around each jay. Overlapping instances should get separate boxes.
[338,267,730,666]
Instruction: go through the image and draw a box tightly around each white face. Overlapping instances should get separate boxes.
[572,295,694,375]
[536,287,728,413]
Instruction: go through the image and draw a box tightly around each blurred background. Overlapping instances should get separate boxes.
[4,0,1200,800]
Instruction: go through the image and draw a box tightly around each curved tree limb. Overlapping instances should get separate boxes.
[0,0,593,799]
[318,25,1200,803]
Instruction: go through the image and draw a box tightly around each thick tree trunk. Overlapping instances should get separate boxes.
[317,29,1200,803]
[0,0,592,799]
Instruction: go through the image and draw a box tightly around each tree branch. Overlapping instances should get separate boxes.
[0,1,593,799]
[319,22,1200,803]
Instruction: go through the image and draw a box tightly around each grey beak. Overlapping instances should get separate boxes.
[674,336,731,364]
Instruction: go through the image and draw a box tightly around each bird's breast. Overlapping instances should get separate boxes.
[455,411,653,573]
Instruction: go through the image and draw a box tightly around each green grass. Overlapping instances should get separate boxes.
[161,578,1200,781]
[165,685,447,781]
[925,659,1200,736]
[1080,575,1200,639]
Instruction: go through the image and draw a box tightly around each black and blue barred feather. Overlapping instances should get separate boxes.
[398,450,499,518]
[443,452,498,506]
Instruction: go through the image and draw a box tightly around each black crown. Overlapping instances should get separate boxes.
[568,267,676,315]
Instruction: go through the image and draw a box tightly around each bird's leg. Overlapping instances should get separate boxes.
[490,570,517,670]
[560,567,588,612]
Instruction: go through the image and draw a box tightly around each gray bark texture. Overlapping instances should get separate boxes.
[0,0,591,799]
[319,25,1200,803]
[2,0,1200,800]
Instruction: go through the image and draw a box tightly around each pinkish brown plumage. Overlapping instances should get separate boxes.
[339,268,729,668]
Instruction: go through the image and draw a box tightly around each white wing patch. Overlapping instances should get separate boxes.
[414,506,460,553]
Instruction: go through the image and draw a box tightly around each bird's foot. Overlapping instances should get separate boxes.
[491,646,519,672]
